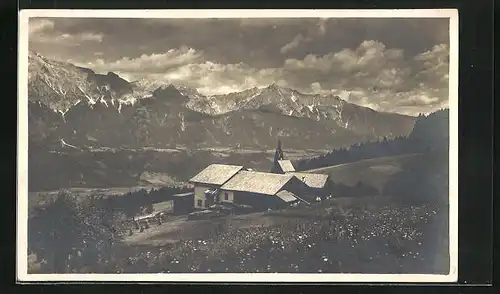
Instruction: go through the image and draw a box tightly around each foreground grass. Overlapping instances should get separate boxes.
[105,197,449,274]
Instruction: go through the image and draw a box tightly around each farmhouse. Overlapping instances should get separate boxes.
[188,141,331,211]
[189,164,244,209]
[188,165,328,211]
[218,171,312,210]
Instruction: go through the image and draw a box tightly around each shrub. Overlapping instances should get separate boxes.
[28,191,123,273]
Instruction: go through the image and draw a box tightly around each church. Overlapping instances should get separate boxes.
[189,140,331,210]
[269,140,331,197]
[270,140,297,174]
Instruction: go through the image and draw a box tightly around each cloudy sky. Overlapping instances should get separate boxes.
[28,17,450,115]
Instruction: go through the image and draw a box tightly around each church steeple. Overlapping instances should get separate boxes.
[270,139,285,173]
[275,139,284,160]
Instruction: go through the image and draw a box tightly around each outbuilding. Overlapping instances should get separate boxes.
[171,191,195,214]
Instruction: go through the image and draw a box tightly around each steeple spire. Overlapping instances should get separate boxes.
[276,139,284,160]
[270,139,285,173]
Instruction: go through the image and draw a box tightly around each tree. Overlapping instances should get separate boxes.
[145,203,154,214]
[28,192,82,272]
[29,191,121,273]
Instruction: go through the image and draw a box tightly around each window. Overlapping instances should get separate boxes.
[197,200,203,207]
[224,192,229,201]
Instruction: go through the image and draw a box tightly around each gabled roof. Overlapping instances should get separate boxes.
[278,160,295,172]
[288,172,329,189]
[189,164,244,185]
[220,171,294,196]
[275,190,298,203]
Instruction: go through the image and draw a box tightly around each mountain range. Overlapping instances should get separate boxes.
[28,51,416,150]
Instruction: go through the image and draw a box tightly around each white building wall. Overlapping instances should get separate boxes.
[219,190,234,203]
[194,185,212,209]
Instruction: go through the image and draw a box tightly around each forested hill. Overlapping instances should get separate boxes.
[294,109,449,171]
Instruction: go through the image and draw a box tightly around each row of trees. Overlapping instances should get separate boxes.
[294,136,410,171]
[100,186,191,218]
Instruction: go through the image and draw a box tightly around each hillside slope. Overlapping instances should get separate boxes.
[295,109,449,171]
[304,150,449,205]
[307,153,425,191]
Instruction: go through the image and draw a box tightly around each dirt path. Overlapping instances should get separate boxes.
[122,212,274,246]
[122,210,314,247]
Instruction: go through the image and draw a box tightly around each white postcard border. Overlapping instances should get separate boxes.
[17,8,459,283]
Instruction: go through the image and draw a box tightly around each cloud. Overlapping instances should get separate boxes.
[29,17,449,72]
[396,93,441,107]
[29,18,104,46]
[79,47,280,94]
[31,32,104,46]
[140,61,282,95]
[27,17,450,116]
[283,40,409,90]
[281,34,311,54]
[84,47,203,74]
[280,18,329,54]
[59,32,103,43]
[280,40,448,115]
[239,18,316,27]
[75,39,448,115]
[317,18,328,36]
[339,87,446,116]
[412,44,449,88]
[310,82,322,92]
[29,19,55,35]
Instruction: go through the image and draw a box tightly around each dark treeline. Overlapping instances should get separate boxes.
[294,109,449,171]
[294,136,410,171]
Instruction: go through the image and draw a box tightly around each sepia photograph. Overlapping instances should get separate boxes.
[17,9,458,283]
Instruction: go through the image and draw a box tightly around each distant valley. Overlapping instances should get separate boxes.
[27,51,420,191]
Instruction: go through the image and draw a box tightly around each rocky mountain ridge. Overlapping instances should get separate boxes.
[27,51,416,150]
